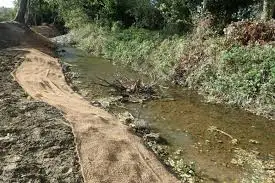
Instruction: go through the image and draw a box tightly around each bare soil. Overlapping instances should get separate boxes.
[32,25,61,38]
[0,50,83,182]
[0,21,54,55]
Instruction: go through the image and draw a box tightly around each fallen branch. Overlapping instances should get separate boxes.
[208,126,233,139]
[92,76,156,96]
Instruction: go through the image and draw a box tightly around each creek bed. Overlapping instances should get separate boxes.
[60,47,275,183]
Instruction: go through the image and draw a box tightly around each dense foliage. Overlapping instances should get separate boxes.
[25,0,59,25]
[10,0,275,33]
[199,45,275,118]
[224,20,275,45]
[71,18,275,119]
[0,7,15,22]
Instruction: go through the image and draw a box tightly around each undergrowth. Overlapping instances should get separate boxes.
[71,21,275,119]
[72,24,185,80]
[192,45,275,119]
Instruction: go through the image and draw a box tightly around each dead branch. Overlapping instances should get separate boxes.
[92,76,157,100]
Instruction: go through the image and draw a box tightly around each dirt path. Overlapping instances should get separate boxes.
[14,48,179,183]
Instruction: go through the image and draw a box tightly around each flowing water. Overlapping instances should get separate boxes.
[60,47,275,182]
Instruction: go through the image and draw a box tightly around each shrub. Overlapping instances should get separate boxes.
[72,24,109,55]
[72,23,275,119]
[72,24,182,79]
[0,7,15,22]
[194,45,275,118]
[174,33,275,118]
[224,20,275,45]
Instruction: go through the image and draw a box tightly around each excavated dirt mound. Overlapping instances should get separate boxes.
[0,21,54,54]
[0,50,83,182]
[32,25,61,38]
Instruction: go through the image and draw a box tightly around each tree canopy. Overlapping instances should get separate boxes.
[11,0,275,33]
[0,7,15,22]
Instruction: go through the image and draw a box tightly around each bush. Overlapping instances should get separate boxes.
[218,45,275,103]
[0,7,15,22]
[224,20,275,45]
[72,22,275,119]
[72,23,183,80]
[183,44,275,118]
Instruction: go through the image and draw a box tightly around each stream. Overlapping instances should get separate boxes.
[59,47,275,182]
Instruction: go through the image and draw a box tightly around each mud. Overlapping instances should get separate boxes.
[0,50,83,182]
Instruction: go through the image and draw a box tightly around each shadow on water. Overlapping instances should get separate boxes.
[60,47,275,182]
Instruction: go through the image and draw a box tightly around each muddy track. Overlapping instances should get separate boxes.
[0,50,83,182]
[13,48,180,183]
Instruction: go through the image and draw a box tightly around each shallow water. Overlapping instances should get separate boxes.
[60,47,275,182]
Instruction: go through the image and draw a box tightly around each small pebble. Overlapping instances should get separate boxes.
[249,139,260,144]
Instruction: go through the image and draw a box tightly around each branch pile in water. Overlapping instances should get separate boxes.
[92,76,158,100]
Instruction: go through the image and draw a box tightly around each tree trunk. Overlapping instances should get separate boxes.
[39,0,43,24]
[34,13,37,26]
[272,1,275,18]
[14,0,28,24]
[25,0,31,25]
[202,0,208,14]
[261,0,273,21]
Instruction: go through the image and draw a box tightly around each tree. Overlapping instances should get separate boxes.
[25,0,31,24]
[261,0,274,20]
[158,0,191,33]
[14,0,29,23]
[202,0,208,14]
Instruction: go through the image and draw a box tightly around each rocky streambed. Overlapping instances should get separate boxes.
[0,50,83,182]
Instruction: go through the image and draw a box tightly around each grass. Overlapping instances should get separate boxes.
[71,23,275,119]
[197,45,275,118]
[72,23,185,80]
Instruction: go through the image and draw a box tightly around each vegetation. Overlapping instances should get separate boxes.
[11,0,274,31]
[0,7,15,22]
[178,37,275,118]
[72,24,183,79]
[201,45,275,115]
[70,20,275,118]
[15,0,28,23]
[8,0,275,119]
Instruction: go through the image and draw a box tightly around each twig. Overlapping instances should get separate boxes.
[95,76,113,86]
[208,126,234,139]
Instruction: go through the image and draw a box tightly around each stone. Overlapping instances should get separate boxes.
[143,133,161,142]
[249,139,260,144]
[118,111,134,125]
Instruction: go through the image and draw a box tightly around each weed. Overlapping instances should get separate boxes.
[71,23,275,119]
